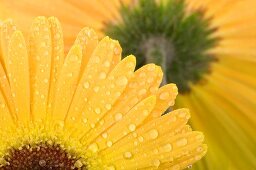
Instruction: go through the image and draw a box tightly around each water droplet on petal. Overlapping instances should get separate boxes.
[178,110,187,118]
[149,129,159,139]
[143,110,149,116]
[99,72,107,79]
[106,165,116,170]
[88,143,99,153]
[83,82,90,89]
[107,141,113,147]
[123,151,133,159]
[43,78,49,83]
[159,92,169,100]
[95,108,101,114]
[163,143,172,152]
[116,76,128,86]
[176,138,188,147]
[152,159,160,167]
[105,104,112,110]
[102,132,108,139]
[128,124,136,132]
[104,61,110,67]
[115,113,123,121]
[196,146,203,152]
[94,86,99,92]
[83,118,88,124]
[138,136,144,142]
[114,47,120,55]
[187,165,192,169]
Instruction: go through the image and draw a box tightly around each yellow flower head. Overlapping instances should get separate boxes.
[0,17,206,169]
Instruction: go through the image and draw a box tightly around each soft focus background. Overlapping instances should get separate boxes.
[0,0,256,169]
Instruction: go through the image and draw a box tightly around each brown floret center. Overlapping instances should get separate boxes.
[1,143,86,170]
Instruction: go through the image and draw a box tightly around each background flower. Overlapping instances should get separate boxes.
[0,0,256,169]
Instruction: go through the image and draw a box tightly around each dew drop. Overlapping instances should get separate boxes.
[196,146,203,152]
[99,120,104,125]
[138,136,144,142]
[40,94,45,99]
[106,165,116,170]
[107,141,113,147]
[114,113,123,121]
[116,76,128,86]
[152,159,160,167]
[67,73,73,77]
[153,149,159,154]
[99,72,107,79]
[90,123,95,128]
[43,78,49,83]
[114,47,120,55]
[128,124,136,132]
[18,43,23,48]
[102,132,108,139]
[105,104,112,110]
[149,129,159,139]
[104,61,110,67]
[88,143,99,153]
[82,118,88,124]
[159,91,169,100]
[178,110,187,118]
[106,91,111,96]
[132,132,137,137]
[195,155,201,160]
[94,86,99,92]
[143,110,149,116]
[83,82,90,89]
[176,138,188,147]
[187,165,192,169]
[163,143,172,152]
[94,108,101,114]
[123,151,133,159]
[196,134,204,142]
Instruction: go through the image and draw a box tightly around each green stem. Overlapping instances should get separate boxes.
[140,36,174,85]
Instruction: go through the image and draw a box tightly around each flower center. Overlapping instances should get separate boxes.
[105,0,218,93]
[1,143,86,170]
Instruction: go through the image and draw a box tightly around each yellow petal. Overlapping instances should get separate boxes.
[46,17,65,115]
[29,16,52,121]
[65,37,121,122]
[0,19,16,71]
[52,45,82,121]
[8,31,30,123]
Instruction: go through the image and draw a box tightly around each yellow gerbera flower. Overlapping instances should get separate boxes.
[0,0,256,169]
[0,16,206,169]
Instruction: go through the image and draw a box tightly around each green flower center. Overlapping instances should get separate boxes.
[1,143,86,170]
[105,0,218,93]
